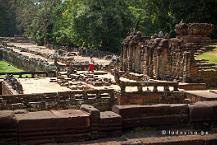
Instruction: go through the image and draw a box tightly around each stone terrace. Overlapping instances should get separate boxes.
[1,23,217,144]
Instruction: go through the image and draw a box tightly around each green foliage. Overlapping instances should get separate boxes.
[0,0,16,36]
[1,0,217,52]
[72,0,134,52]
[0,61,23,72]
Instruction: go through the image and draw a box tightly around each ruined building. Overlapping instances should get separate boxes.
[121,23,217,85]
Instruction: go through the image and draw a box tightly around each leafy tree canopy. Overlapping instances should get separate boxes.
[1,0,217,52]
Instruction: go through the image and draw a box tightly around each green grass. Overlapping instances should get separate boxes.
[196,45,217,63]
[0,61,23,72]
[0,61,31,78]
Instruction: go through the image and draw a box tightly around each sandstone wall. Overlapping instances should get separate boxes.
[121,23,215,84]
[113,101,217,130]
[0,106,122,144]
[117,91,186,105]
[0,90,116,111]
[2,48,55,72]
[1,102,217,144]
[199,70,217,87]
[113,104,189,129]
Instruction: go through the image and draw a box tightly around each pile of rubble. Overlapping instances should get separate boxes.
[52,72,113,91]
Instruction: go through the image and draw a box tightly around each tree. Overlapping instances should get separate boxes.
[0,0,16,36]
[73,0,134,52]
[2,0,217,52]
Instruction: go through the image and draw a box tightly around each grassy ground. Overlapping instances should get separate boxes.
[0,61,23,72]
[195,44,217,63]
[0,61,31,78]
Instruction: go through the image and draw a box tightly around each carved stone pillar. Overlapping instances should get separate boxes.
[122,47,127,71]
[147,48,153,78]
[143,47,147,76]
[128,46,133,71]
[127,46,131,71]
[183,51,191,82]
[156,48,161,79]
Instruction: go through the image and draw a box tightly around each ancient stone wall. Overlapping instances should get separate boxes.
[1,102,217,144]
[0,89,116,111]
[121,23,215,84]
[117,91,186,105]
[2,48,55,72]
[113,101,217,130]
[0,106,122,144]
[199,70,217,87]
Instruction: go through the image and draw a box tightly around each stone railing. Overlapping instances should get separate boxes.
[120,80,179,93]
[0,89,115,111]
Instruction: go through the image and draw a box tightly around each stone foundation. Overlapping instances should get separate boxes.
[189,101,217,122]
[121,23,217,86]
[0,89,116,111]
[1,48,55,72]
[199,70,217,87]
[112,104,189,129]
[117,91,186,105]
[1,103,217,144]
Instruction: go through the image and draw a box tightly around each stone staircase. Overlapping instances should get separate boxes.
[196,59,217,72]
[194,41,217,56]
[194,40,217,73]
[195,59,217,87]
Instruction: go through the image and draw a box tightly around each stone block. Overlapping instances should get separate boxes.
[112,105,188,129]
[189,101,217,122]
[0,110,17,143]
[99,111,122,137]
[80,104,100,136]
[51,109,90,129]
[80,104,100,119]
[123,114,188,129]
[112,104,188,118]
[0,110,16,129]
[16,110,91,144]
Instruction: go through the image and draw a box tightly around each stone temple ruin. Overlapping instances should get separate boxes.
[0,23,217,145]
[121,23,217,86]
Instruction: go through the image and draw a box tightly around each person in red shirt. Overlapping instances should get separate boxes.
[88,56,95,73]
